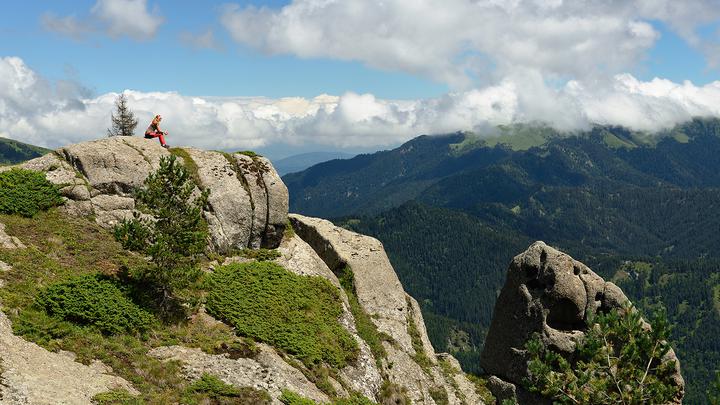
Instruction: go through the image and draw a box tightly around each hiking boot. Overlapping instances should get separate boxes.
[162,144,170,149]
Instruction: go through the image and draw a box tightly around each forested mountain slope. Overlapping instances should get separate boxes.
[286,117,720,404]
[0,138,49,165]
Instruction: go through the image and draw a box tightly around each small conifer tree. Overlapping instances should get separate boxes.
[114,155,210,311]
[107,93,138,137]
[525,304,681,404]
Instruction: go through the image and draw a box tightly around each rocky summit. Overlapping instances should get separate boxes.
[0,137,484,404]
[9,137,289,253]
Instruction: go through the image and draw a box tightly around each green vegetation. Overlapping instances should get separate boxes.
[428,386,449,405]
[186,373,272,403]
[236,150,259,158]
[92,389,141,404]
[378,381,410,405]
[466,374,495,404]
[0,168,63,217]
[114,155,209,312]
[280,390,317,405]
[206,261,358,369]
[279,389,377,405]
[336,266,388,366]
[0,137,50,165]
[525,305,680,404]
[0,210,244,403]
[709,371,720,405]
[238,247,281,261]
[168,147,201,185]
[36,274,154,335]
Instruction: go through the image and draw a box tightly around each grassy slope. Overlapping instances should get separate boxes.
[0,209,382,404]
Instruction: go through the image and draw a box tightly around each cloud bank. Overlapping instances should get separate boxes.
[2,56,720,152]
[220,0,720,88]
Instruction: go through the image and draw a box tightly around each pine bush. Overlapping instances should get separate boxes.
[0,168,62,217]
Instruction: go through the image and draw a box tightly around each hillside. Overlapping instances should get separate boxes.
[288,117,720,404]
[0,137,488,404]
[274,152,355,176]
[0,138,50,166]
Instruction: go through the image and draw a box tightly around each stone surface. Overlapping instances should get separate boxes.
[0,311,137,404]
[184,148,254,251]
[288,213,482,405]
[0,223,25,249]
[149,344,329,405]
[14,138,288,252]
[233,154,269,249]
[480,241,684,404]
[255,156,288,247]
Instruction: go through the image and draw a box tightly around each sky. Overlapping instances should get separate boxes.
[1,0,720,159]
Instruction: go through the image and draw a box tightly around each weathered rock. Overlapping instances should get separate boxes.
[149,344,329,405]
[0,223,25,249]
[0,311,137,404]
[233,154,268,249]
[14,138,288,252]
[480,241,684,404]
[183,148,254,251]
[288,213,483,405]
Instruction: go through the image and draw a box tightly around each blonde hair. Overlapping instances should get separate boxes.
[152,115,162,125]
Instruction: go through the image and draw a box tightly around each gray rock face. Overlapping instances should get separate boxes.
[288,213,483,405]
[0,311,137,404]
[0,223,25,249]
[480,241,684,404]
[13,138,288,252]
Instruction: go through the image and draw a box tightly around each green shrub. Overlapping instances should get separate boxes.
[114,155,209,311]
[333,393,377,405]
[92,389,142,404]
[429,386,449,405]
[35,274,154,335]
[206,261,358,369]
[525,305,681,404]
[186,373,272,404]
[378,381,410,405]
[0,168,62,217]
[239,248,281,261]
[280,389,317,405]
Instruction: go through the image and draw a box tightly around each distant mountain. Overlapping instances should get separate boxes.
[0,137,50,165]
[274,151,355,175]
[288,117,720,404]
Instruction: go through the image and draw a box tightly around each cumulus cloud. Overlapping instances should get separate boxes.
[179,30,224,51]
[220,0,720,88]
[3,57,720,153]
[42,0,163,40]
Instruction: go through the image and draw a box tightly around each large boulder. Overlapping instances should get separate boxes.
[12,137,288,252]
[480,241,684,404]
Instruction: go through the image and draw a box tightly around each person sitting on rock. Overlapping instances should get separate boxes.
[145,114,169,148]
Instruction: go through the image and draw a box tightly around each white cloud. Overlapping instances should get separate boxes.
[220,0,719,88]
[179,30,224,51]
[2,56,720,153]
[40,13,91,40]
[42,0,162,40]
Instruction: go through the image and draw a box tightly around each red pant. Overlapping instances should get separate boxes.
[145,132,166,145]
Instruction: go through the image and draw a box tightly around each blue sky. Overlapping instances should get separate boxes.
[1,0,719,159]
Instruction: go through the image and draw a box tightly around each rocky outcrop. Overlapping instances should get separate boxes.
[480,241,684,404]
[0,311,137,404]
[9,137,288,252]
[149,343,330,405]
[288,214,482,405]
[0,224,24,250]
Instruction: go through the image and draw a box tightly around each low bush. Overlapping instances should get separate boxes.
[280,389,316,405]
[186,373,272,404]
[0,168,62,217]
[206,261,358,369]
[35,274,154,335]
[92,389,141,404]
